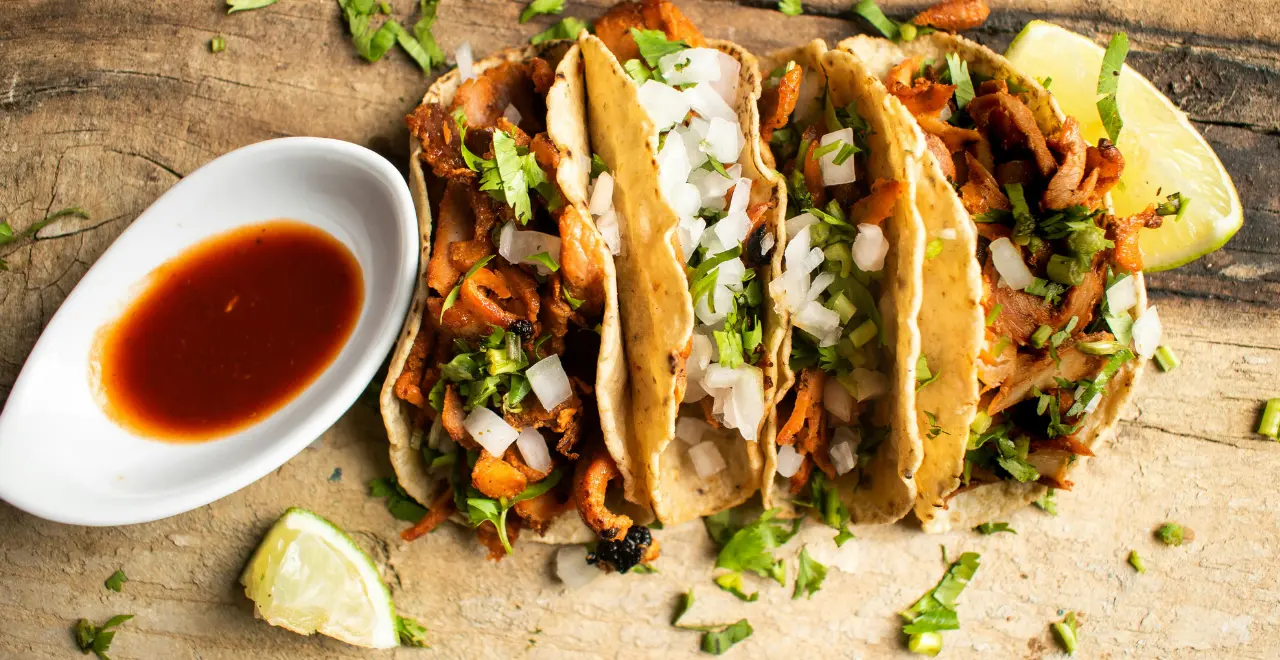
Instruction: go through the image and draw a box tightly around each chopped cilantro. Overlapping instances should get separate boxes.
[530,16,589,44]
[369,477,429,522]
[792,546,827,600]
[701,620,753,655]
[1052,611,1080,655]
[714,509,798,585]
[901,552,980,654]
[1127,550,1146,573]
[916,355,941,390]
[561,286,584,310]
[629,28,689,67]
[1156,522,1190,547]
[528,251,560,272]
[1034,488,1058,515]
[104,569,128,592]
[396,615,430,647]
[1097,33,1129,143]
[672,588,695,625]
[714,572,759,602]
[464,467,564,555]
[226,0,278,13]
[945,53,974,109]
[1005,183,1036,246]
[853,0,899,40]
[519,0,564,24]
[778,0,803,16]
[74,614,133,660]
[973,522,1015,535]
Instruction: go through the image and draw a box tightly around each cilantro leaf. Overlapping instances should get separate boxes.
[900,552,980,653]
[916,355,941,391]
[226,0,279,13]
[528,251,560,272]
[1004,183,1036,246]
[74,614,134,660]
[714,508,798,585]
[672,588,695,625]
[792,546,827,599]
[561,286,584,309]
[1034,488,1058,515]
[714,572,759,602]
[629,28,689,67]
[700,619,753,655]
[973,522,1015,535]
[519,0,564,23]
[530,16,589,44]
[1097,33,1129,143]
[104,569,128,593]
[1052,611,1080,655]
[396,615,430,647]
[945,53,974,109]
[369,477,429,522]
[1157,522,1190,547]
[1127,550,1146,574]
[778,0,803,16]
[590,153,609,178]
[405,0,446,71]
[852,0,899,40]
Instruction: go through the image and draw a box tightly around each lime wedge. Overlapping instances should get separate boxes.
[240,508,399,649]
[1005,20,1242,271]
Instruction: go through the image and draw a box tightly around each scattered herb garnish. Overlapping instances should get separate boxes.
[1052,611,1080,655]
[210,36,227,53]
[714,508,799,585]
[561,286,584,310]
[778,0,803,16]
[853,0,899,40]
[369,477,429,522]
[329,467,343,482]
[792,547,827,600]
[1097,33,1130,143]
[1153,345,1179,372]
[916,355,941,390]
[464,466,564,555]
[923,411,947,440]
[973,522,1015,535]
[901,552,981,656]
[1257,398,1280,440]
[1157,522,1192,547]
[530,16,589,44]
[528,251,560,272]
[74,614,133,660]
[1034,488,1058,516]
[105,569,128,593]
[714,572,759,602]
[590,153,609,179]
[0,206,88,271]
[944,53,974,109]
[794,472,855,545]
[226,0,279,13]
[519,0,564,23]
[630,28,689,67]
[672,588,695,625]
[701,620,753,655]
[1127,550,1146,573]
[396,615,430,647]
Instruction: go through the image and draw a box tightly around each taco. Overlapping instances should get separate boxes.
[380,40,656,570]
[578,0,785,525]
[755,40,926,531]
[842,32,1164,531]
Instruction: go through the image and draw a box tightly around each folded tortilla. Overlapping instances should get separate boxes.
[840,33,1145,532]
[579,20,784,526]
[380,41,637,545]
[756,40,925,525]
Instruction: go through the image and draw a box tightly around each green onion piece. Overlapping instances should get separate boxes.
[1052,611,1079,655]
[898,22,918,43]
[1153,345,1179,372]
[1029,325,1052,349]
[1046,254,1087,286]
[1077,340,1126,356]
[1157,522,1188,547]
[970,410,991,434]
[852,0,899,40]
[227,0,279,13]
[211,36,227,53]
[925,238,943,259]
[1128,550,1146,573]
[530,16,588,45]
[908,631,943,656]
[830,292,857,324]
[984,304,1002,327]
[1259,398,1280,440]
[848,318,877,348]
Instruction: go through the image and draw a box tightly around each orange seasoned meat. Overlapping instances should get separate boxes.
[925,133,956,181]
[401,488,456,542]
[595,0,705,63]
[1107,206,1162,273]
[1086,139,1125,204]
[1054,254,1106,329]
[513,489,573,534]
[1042,117,1099,210]
[452,60,547,130]
[917,115,982,154]
[987,332,1114,415]
[984,258,1054,347]
[393,315,434,407]
[760,63,804,142]
[850,178,906,226]
[960,152,1009,216]
[441,385,469,444]
[573,450,632,540]
[890,78,956,118]
[427,182,476,295]
[776,368,824,448]
[800,125,828,207]
[503,390,584,457]
[967,91,1057,178]
[406,104,476,181]
[472,452,529,500]
[912,0,990,31]
[558,205,609,318]
[886,56,924,89]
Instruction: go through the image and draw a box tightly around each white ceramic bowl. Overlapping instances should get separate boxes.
[0,137,417,525]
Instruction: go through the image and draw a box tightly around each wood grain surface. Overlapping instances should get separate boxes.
[2,1,1278,658]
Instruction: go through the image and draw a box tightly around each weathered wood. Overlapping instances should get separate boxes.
[2,1,1279,658]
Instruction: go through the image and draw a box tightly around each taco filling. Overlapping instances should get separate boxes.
[878,54,1169,492]
[396,56,654,569]
[761,59,905,496]
[596,0,774,470]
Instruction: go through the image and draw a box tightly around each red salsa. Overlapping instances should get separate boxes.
[94,220,363,442]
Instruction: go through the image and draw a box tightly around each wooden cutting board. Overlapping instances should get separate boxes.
[2,1,1278,657]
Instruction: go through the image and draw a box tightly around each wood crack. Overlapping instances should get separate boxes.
[105,147,185,180]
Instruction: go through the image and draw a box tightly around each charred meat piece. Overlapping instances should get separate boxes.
[588,525,657,573]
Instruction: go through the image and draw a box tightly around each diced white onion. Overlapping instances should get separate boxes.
[456,42,475,81]
[683,83,736,123]
[659,48,723,87]
[702,364,740,390]
[818,127,857,187]
[823,377,855,423]
[684,332,714,403]
[463,407,518,457]
[588,172,614,216]
[674,124,708,170]
[1131,305,1162,359]
[769,267,810,316]
[786,212,818,238]
[676,417,713,444]
[939,228,957,240]
[689,166,739,205]
[713,211,751,249]
[794,300,841,347]
[760,233,776,255]
[784,225,813,270]
[852,223,888,272]
[830,438,856,476]
[527,354,572,411]
[988,237,1034,290]
[717,257,747,291]
[657,131,692,197]
[727,179,750,215]
[555,545,599,588]
[689,441,727,478]
[1105,276,1138,314]
[775,444,803,478]
[502,103,522,126]
[669,182,702,221]
[678,217,707,263]
[807,272,835,302]
[498,222,562,275]
[596,208,623,256]
[516,427,552,474]
[638,79,691,131]
[701,117,743,164]
[709,50,740,104]
[851,368,888,402]
[727,365,764,441]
